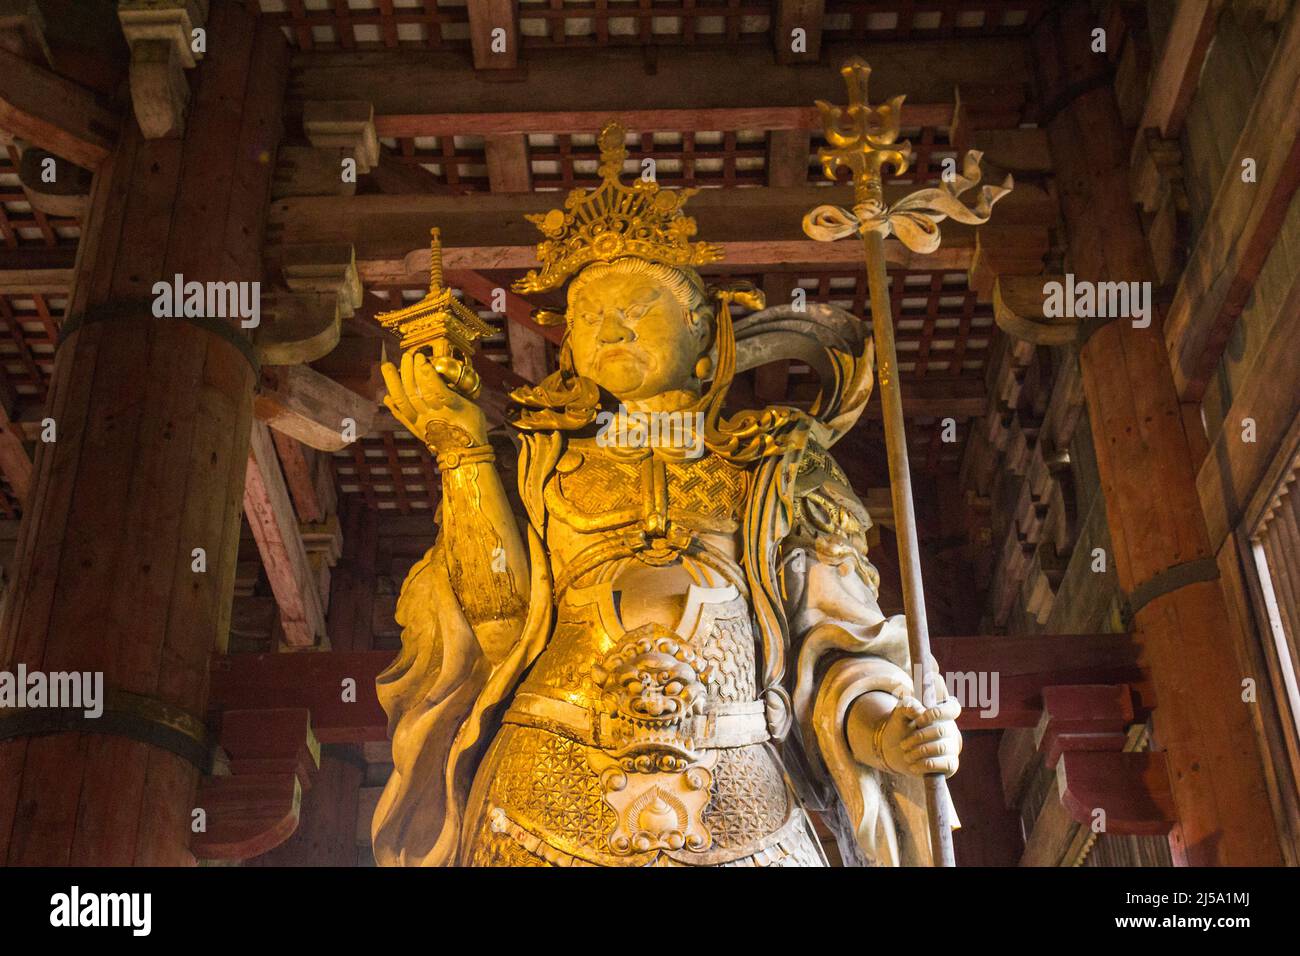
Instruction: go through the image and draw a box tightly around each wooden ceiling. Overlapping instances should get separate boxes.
[0,1,1058,519]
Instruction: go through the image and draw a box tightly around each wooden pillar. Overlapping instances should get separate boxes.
[1034,3,1281,865]
[0,1,288,866]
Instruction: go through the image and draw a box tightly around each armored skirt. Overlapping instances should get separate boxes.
[461,574,827,867]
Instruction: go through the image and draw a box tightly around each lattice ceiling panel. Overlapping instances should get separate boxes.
[518,0,773,47]
[377,135,490,192]
[375,125,954,192]
[333,432,440,512]
[0,292,60,402]
[796,268,992,378]
[257,0,1044,51]
[823,1,1045,39]
[257,0,471,51]
[0,146,80,250]
[531,128,768,190]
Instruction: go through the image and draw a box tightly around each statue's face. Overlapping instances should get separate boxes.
[567,270,706,402]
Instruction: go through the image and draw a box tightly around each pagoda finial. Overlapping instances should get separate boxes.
[429,227,444,293]
[374,227,492,372]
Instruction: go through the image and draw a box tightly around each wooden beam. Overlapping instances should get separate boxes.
[1137,0,1222,138]
[1035,684,1135,769]
[0,0,54,67]
[0,246,77,276]
[0,267,74,295]
[765,129,811,188]
[271,430,325,524]
[468,0,517,70]
[0,403,31,503]
[216,708,320,787]
[483,134,531,193]
[773,1,825,65]
[243,420,327,649]
[860,376,988,420]
[291,39,1030,119]
[209,649,391,745]
[1163,4,1300,402]
[374,105,949,139]
[0,46,116,169]
[357,237,975,285]
[254,363,378,453]
[303,100,378,173]
[255,291,342,366]
[18,147,91,218]
[270,184,1051,276]
[933,632,1143,731]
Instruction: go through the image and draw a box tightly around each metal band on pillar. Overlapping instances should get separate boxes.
[1125,557,1221,620]
[59,299,261,374]
[0,687,213,773]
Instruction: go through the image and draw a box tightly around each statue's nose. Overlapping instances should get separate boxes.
[597,310,633,344]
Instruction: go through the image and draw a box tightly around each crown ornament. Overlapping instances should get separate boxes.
[511,120,723,295]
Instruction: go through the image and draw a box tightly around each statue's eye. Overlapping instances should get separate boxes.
[624,304,649,321]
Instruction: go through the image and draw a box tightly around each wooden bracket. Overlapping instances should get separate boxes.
[117,0,208,139]
[1057,750,1177,836]
[191,706,320,861]
[280,243,363,318]
[255,291,342,366]
[303,101,379,174]
[1034,683,1135,769]
[17,146,92,218]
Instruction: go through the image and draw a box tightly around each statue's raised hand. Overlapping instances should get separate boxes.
[382,351,488,455]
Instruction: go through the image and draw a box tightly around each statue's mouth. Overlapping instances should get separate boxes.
[596,346,642,369]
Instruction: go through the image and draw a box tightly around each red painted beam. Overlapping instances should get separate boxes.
[209,651,391,744]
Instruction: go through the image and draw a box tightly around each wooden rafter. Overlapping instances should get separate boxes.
[0,48,117,170]
[244,420,328,649]
[1137,0,1223,139]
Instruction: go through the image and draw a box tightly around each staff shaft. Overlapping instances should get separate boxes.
[862,229,956,867]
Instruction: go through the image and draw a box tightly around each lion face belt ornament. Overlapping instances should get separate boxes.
[587,624,718,855]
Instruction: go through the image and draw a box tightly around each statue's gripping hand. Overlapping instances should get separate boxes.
[382,352,488,455]
[849,690,962,778]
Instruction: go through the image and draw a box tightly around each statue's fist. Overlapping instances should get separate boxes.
[878,695,962,778]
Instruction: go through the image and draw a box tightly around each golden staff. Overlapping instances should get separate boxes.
[803,59,1013,867]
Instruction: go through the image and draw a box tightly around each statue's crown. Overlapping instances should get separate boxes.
[511,120,723,295]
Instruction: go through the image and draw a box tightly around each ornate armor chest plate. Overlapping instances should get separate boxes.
[464,446,824,866]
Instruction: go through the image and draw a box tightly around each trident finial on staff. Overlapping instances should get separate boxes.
[805,60,1013,253]
[802,60,1015,868]
[814,58,911,209]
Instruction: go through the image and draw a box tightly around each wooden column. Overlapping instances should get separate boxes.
[0,1,288,866]
[1034,3,1281,865]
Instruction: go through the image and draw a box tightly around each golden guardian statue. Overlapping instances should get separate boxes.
[371,118,963,867]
